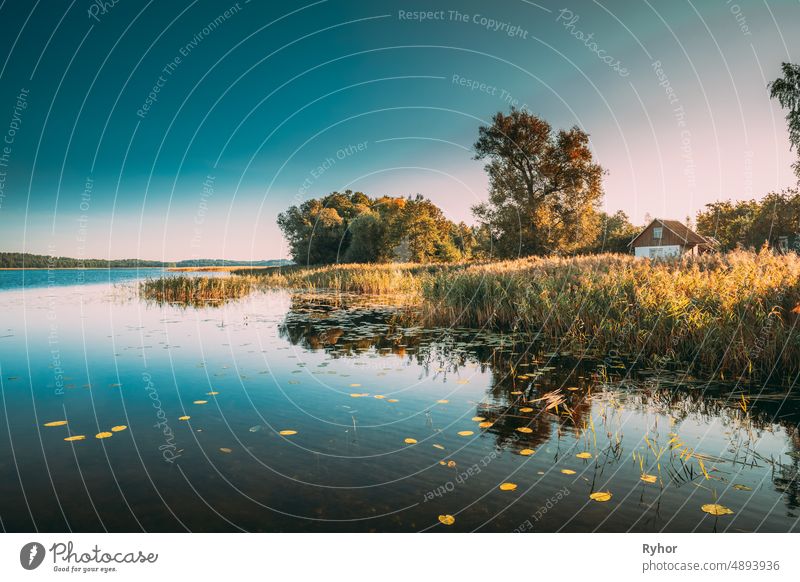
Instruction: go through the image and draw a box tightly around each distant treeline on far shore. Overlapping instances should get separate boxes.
[0,252,291,269]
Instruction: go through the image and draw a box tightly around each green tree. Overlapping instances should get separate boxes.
[472,108,605,257]
[588,210,639,253]
[343,211,382,263]
[695,190,800,251]
[278,191,472,264]
[769,62,800,181]
[389,195,461,263]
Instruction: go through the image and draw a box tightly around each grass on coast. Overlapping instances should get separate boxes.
[142,249,800,376]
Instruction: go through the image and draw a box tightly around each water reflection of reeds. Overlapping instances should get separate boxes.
[277,291,800,515]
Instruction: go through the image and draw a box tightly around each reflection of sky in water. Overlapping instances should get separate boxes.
[0,268,229,291]
[0,276,798,532]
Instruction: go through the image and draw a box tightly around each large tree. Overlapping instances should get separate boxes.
[770,62,800,181]
[472,108,605,257]
[278,191,471,264]
[277,191,364,264]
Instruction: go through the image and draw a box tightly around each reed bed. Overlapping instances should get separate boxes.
[420,250,800,376]
[139,275,255,306]
[249,262,453,296]
[141,250,800,375]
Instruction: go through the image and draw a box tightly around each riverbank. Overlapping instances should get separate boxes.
[141,249,800,378]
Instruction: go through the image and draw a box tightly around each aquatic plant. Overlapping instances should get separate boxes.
[139,275,255,306]
[419,249,800,377]
[247,262,450,295]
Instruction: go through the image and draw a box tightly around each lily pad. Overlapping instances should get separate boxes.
[701,503,734,516]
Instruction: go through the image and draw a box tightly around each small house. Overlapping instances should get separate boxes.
[629,219,712,258]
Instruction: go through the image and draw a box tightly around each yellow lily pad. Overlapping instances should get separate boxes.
[438,514,455,525]
[432,444,445,450]
[374,395,385,399]
[404,438,417,444]
[589,491,612,502]
[516,427,533,434]
[471,416,486,422]
[519,407,534,413]
[499,482,518,491]
[701,503,734,516]
[437,399,449,404]
[576,452,593,459]
[95,432,113,439]
[733,484,752,491]
[478,421,494,428]
[640,474,657,484]
[387,398,399,403]
[193,400,208,404]
[279,430,297,436]
[561,469,576,475]
[519,448,535,456]
[219,447,232,453]
[206,391,219,395]
[178,415,191,421]
[44,421,68,427]
[64,435,86,442]
[457,430,474,436]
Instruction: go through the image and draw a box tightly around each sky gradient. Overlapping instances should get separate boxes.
[0,0,798,260]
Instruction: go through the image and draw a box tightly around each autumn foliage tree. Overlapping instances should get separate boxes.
[472,108,606,257]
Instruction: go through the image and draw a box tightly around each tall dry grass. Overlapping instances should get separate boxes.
[139,275,255,306]
[250,262,452,296]
[420,250,800,376]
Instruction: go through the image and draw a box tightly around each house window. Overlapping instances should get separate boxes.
[653,226,663,240]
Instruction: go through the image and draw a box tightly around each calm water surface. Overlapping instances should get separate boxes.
[0,272,798,532]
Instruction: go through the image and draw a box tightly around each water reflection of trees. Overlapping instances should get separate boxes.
[279,294,800,513]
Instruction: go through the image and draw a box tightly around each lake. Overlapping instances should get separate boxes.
[0,270,797,532]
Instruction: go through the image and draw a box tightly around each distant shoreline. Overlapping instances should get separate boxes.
[0,266,274,271]
[0,267,166,271]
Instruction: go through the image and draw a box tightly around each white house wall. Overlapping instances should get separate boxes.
[634,245,682,258]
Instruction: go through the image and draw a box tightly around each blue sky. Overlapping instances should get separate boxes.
[0,0,797,260]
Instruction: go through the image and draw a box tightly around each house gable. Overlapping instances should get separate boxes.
[629,219,707,249]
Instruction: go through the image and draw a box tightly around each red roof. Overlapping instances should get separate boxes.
[629,219,709,247]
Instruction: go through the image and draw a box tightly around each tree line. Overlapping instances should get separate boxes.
[278,108,639,265]
[0,253,291,269]
[0,253,167,269]
[278,191,477,264]
[693,63,800,251]
[278,62,799,265]
[695,189,800,251]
